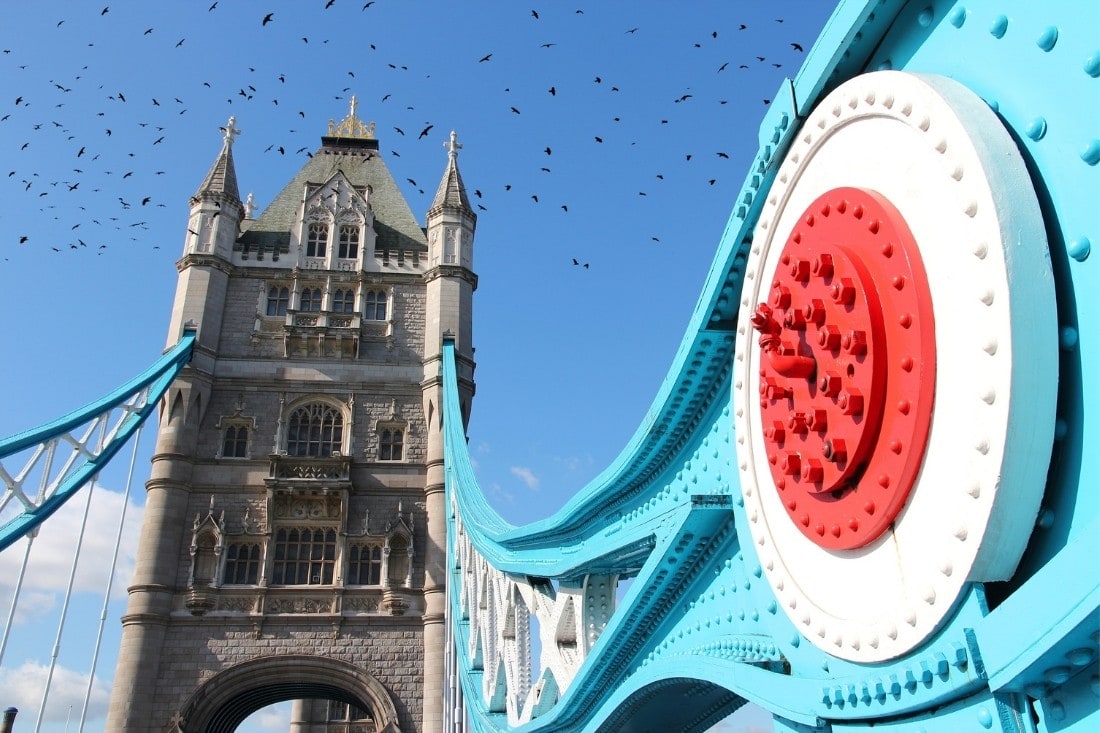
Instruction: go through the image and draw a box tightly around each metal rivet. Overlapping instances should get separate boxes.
[1025,117,1047,141]
[1068,236,1091,262]
[1083,140,1100,166]
[1086,52,1100,78]
[989,15,1008,39]
[948,6,966,28]
[1036,26,1059,52]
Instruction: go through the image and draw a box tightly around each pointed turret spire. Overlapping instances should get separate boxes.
[193,116,242,203]
[430,130,473,215]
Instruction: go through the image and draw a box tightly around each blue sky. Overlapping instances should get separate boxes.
[0,2,836,730]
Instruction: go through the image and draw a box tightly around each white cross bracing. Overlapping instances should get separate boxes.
[0,389,147,537]
[450,500,619,726]
[0,328,195,551]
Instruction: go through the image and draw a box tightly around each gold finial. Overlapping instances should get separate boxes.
[444,130,462,160]
[327,95,376,139]
[222,116,241,146]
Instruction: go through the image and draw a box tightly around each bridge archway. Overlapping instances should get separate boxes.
[177,654,402,733]
[597,678,744,733]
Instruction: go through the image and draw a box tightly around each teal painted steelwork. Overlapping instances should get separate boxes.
[444,0,1098,731]
[0,328,196,551]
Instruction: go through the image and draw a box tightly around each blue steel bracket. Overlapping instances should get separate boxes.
[0,328,196,551]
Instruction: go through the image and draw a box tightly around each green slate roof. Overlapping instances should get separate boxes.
[237,136,428,256]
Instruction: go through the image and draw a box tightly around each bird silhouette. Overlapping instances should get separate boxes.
[478,53,492,62]
[418,124,433,139]
[262,12,274,26]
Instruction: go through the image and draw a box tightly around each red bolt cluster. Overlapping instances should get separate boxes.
[750,187,936,550]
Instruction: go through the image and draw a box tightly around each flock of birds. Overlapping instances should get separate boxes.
[2,2,813,268]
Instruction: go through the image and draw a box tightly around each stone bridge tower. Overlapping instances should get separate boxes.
[106,99,477,733]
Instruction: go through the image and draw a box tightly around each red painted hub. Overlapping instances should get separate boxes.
[751,187,936,549]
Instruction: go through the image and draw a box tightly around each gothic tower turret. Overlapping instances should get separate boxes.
[107,99,474,733]
[420,130,478,728]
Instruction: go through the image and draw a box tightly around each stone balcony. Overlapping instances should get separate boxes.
[281,309,390,358]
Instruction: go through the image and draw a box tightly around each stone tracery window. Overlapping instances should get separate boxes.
[223,542,261,584]
[285,402,344,457]
[347,542,383,585]
[300,287,323,313]
[378,427,403,461]
[306,222,328,257]
[266,286,289,316]
[272,527,337,585]
[338,225,359,259]
[221,424,249,458]
[364,290,387,321]
[333,288,356,313]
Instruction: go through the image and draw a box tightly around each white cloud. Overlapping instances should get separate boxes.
[0,486,144,607]
[258,703,292,729]
[510,466,540,491]
[0,660,110,724]
[487,482,515,506]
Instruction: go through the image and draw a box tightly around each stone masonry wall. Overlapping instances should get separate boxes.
[151,617,425,731]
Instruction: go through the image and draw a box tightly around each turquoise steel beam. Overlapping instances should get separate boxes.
[443,0,1098,731]
[0,328,195,551]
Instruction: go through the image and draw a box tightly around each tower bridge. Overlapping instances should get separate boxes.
[1,1,1097,731]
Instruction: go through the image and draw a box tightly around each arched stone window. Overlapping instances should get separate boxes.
[338,225,359,259]
[306,222,328,257]
[300,287,323,313]
[266,286,289,316]
[222,424,249,458]
[378,427,403,461]
[364,290,387,321]
[347,543,383,586]
[285,402,344,457]
[223,542,262,584]
[333,288,356,313]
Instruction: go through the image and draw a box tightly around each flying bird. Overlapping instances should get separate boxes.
[791,42,804,52]
[418,124,434,139]
[262,12,274,26]
[478,53,492,62]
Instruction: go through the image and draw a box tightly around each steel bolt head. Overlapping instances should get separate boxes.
[781,452,801,476]
[801,458,824,483]
[787,412,810,434]
[818,326,842,350]
[803,298,826,325]
[807,409,828,431]
[818,370,842,395]
[829,278,856,305]
[784,308,807,330]
[770,285,792,310]
[842,329,868,355]
[812,254,834,278]
[823,438,847,462]
[789,258,811,282]
[838,388,864,416]
[765,421,786,443]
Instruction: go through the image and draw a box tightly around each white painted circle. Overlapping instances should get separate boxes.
[733,71,1057,662]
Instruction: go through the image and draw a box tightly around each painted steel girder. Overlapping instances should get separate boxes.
[0,328,196,551]
[444,0,1099,731]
